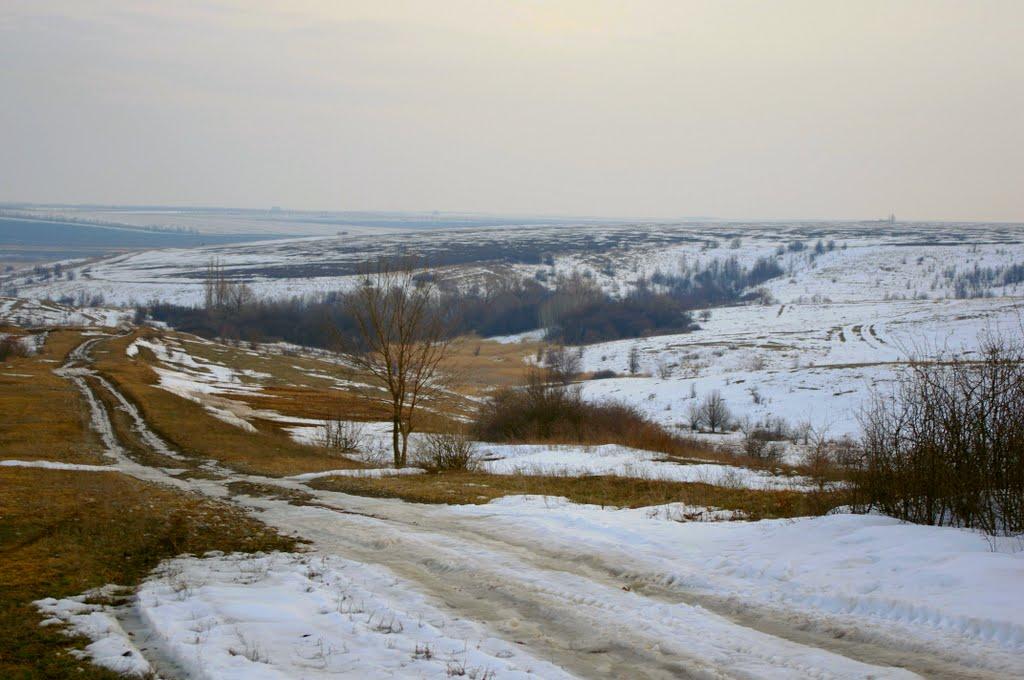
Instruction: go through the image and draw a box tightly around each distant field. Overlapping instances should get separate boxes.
[0,216,285,262]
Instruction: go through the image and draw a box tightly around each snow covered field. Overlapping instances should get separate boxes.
[578,296,1024,437]
[10,221,1023,307]
[0,296,130,328]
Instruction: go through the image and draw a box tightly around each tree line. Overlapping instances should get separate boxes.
[148,255,785,349]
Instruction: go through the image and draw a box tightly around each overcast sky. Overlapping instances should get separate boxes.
[2,1,1021,221]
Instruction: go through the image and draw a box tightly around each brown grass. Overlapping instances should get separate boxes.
[442,336,543,396]
[0,467,296,678]
[0,330,104,464]
[91,329,366,477]
[310,471,846,519]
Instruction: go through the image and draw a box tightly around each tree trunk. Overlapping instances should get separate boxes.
[400,430,410,468]
[392,413,402,468]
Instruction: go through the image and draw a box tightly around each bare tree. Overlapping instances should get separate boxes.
[685,401,703,431]
[545,345,581,385]
[700,390,731,433]
[628,344,641,375]
[203,257,252,312]
[339,259,452,468]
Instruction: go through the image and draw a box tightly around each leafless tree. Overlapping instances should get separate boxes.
[685,401,703,431]
[338,259,452,468]
[700,390,731,433]
[203,257,252,312]
[545,345,581,385]
[628,344,641,375]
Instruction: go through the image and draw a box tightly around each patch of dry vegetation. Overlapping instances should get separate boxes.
[92,329,366,477]
[0,330,104,464]
[0,467,295,678]
[310,471,845,519]
[474,372,808,474]
[442,336,544,396]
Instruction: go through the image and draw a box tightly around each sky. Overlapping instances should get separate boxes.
[1,1,1022,221]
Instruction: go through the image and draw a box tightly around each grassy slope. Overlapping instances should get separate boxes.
[0,329,103,464]
[0,332,299,677]
[92,329,365,476]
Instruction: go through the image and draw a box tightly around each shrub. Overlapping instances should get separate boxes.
[413,431,478,471]
[0,335,29,361]
[854,334,1024,536]
[319,420,365,455]
[473,370,711,460]
[590,369,618,380]
[544,345,581,385]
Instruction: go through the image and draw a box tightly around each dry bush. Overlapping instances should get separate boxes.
[854,334,1024,536]
[0,334,29,361]
[474,369,730,463]
[743,435,783,463]
[413,430,479,471]
[319,419,365,455]
[544,345,581,385]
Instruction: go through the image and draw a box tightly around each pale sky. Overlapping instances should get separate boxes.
[1,1,1022,221]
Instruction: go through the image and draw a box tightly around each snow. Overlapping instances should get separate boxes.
[0,459,115,472]
[476,443,815,490]
[133,551,576,679]
[35,587,151,677]
[489,329,546,344]
[0,296,130,328]
[288,467,427,482]
[576,296,1024,440]
[448,496,1024,675]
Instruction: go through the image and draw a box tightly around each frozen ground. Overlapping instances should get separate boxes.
[286,423,816,490]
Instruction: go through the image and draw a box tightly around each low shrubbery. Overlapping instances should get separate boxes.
[413,430,479,471]
[0,335,29,361]
[852,335,1024,536]
[318,419,365,455]
[473,370,712,460]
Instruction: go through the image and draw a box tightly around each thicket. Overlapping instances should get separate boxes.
[852,335,1024,536]
[472,369,709,459]
[944,261,1024,299]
